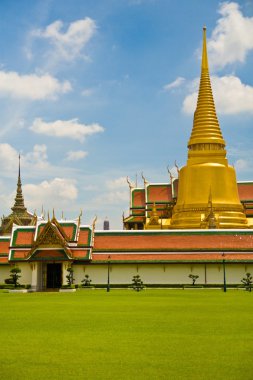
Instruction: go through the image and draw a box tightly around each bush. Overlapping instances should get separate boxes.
[66,267,75,286]
[188,274,199,285]
[0,284,15,289]
[9,266,22,288]
[4,278,14,284]
[132,275,145,292]
[81,274,92,287]
[241,273,252,292]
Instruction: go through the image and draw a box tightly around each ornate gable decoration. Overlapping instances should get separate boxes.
[27,221,72,259]
[51,216,70,241]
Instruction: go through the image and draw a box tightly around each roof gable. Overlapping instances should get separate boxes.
[28,221,73,260]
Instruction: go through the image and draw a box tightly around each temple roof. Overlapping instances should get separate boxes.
[93,230,253,253]
[0,223,253,264]
[92,252,253,263]
[8,219,93,262]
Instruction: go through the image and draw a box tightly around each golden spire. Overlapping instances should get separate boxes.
[11,154,27,215]
[188,27,225,149]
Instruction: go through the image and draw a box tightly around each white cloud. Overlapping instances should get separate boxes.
[0,143,19,172]
[163,77,185,91]
[106,177,128,190]
[66,150,88,161]
[94,190,129,205]
[24,144,49,170]
[81,88,95,97]
[183,75,253,115]
[32,17,96,61]
[23,178,78,211]
[30,118,104,142]
[0,70,71,100]
[235,159,249,171]
[0,143,52,176]
[208,2,253,70]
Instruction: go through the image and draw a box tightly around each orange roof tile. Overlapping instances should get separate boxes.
[34,250,66,258]
[147,185,172,202]
[132,189,145,207]
[60,225,76,240]
[77,228,92,246]
[11,250,29,259]
[0,256,8,263]
[72,249,90,259]
[92,253,253,262]
[12,229,35,246]
[238,182,253,201]
[0,240,10,254]
[93,231,253,252]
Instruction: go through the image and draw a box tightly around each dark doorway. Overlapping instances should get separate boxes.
[47,264,62,288]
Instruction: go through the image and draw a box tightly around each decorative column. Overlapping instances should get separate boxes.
[62,262,69,286]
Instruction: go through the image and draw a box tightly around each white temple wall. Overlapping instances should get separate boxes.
[17,263,32,284]
[0,265,11,284]
[1,261,253,287]
[72,262,253,285]
[0,263,32,285]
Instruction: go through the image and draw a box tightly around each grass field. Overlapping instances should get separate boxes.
[0,289,252,380]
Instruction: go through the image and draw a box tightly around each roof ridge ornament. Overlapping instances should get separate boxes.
[126,176,134,190]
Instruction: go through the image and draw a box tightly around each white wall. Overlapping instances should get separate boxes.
[0,263,32,285]
[1,262,253,287]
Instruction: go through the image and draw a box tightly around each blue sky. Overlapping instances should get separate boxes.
[0,0,253,228]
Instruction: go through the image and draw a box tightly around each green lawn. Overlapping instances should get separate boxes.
[0,289,252,380]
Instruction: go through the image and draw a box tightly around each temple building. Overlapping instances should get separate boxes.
[1,27,253,290]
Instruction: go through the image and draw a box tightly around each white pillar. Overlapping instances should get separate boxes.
[62,262,70,286]
[31,263,38,291]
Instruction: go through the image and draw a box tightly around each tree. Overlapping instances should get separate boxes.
[10,266,21,288]
[241,273,252,292]
[81,274,92,287]
[66,267,75,287]
[188,274,199,286]
[132,275,144,292]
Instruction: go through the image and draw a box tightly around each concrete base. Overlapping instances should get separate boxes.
[59,288,76,292]
[9,289,29,293]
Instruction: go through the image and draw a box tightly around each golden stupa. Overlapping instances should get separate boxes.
[170,27,248,229]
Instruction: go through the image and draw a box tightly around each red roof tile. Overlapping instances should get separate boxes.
[93,231,253,251]
[0,256,8,263]
[92,253,253,262]
[238,183,253,201]
[132,189,145,207]
[13,230,35,246]
[147,185,172,202]
[72,249,90,259]
[61,225,76,240]
[77,228,92,246]
[0,240,10,254]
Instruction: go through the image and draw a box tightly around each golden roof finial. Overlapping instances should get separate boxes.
[188,27,225,149]
[92,215,97,231]
[174,161,180,176]
[141,172,148,186]
[78,210,82,226]
[202,26,208,70]
[126,176,134,190]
